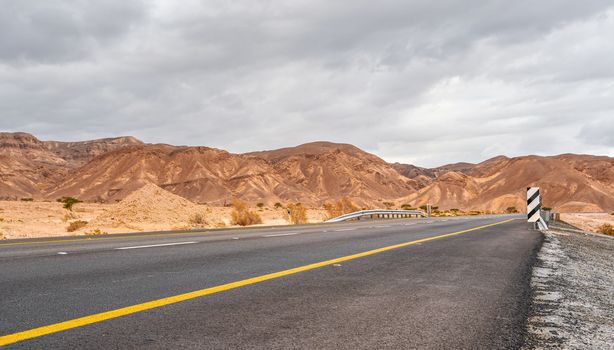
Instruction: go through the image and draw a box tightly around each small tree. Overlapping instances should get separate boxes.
[59,197,81,211]
[287,203,308,224]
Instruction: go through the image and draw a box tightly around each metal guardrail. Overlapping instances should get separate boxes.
[325,209,427,223]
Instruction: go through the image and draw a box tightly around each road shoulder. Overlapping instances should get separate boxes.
[523,229,614,349]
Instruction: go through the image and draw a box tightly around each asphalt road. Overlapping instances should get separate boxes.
[0,215,542,349]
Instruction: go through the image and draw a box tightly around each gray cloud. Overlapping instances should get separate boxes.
[1,0,613,167]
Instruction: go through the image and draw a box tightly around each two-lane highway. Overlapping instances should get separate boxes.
[0,215,541,349]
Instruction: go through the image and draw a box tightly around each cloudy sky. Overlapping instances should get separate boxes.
[1,1,613,167]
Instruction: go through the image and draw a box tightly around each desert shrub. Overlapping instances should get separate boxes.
[505,206,519,214]
[59,197,81,211]
[382,201,395,209]
[323,197,359,219]
[85,229,107,236]
[188,213,208,228]
[20,198,34,202]
[66,220,88,232]
[0,230,5,240]
[231,200,262,226]
[287,203,308,224]
[274,202,283,209]
[0,217,3,222]
[419,205,428,211]
[401,204,416,210]
[256,202,265,209]
[597,224,614,236]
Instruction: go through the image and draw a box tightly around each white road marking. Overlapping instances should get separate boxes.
[57,252,67,255]
[334,228,356,232]
[232,237,240,240]
[373,225,391,228]
[115,241,197,250]
[263,232,299,237]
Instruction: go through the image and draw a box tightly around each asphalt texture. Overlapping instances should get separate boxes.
[0,215,542,349]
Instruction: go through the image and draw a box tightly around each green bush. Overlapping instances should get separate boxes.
[59,197,82,211]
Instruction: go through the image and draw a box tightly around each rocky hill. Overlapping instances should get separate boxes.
[1,132,613,212]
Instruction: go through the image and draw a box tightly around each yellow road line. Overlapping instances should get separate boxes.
[0,218,517,347]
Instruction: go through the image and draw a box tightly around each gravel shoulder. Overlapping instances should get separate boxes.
[523,228,614,349]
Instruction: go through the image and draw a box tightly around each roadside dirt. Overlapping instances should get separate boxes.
[0,185,329,239]
[523,229,614,349]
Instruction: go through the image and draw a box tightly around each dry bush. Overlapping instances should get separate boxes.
[597,224,614,236]
[324,197,359,219]
[230,200,262,226]
[188,212,208,228]
[62,212,78,222]
[85,229,107,236]
[0,230,5,240]
[274,202,283,209]
[66,220,88,232]
[287,203,308,224]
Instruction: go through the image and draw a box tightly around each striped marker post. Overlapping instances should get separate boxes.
[527,187,548,230]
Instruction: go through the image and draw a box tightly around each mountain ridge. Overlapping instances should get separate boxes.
[1,132,612,212]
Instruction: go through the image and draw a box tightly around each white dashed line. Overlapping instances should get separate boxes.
[115,241,197,250]
[263,232,299,237]
[334,228,356,232]
[57,252,68,255]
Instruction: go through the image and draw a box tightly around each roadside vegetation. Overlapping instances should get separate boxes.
[323,197,359,219]
[287,203,308,224]
[597,223,614,236]
[188,212,208,228]
[66,220,88,232]
[505,206,519,213]
[58,196,82,211]
[85,228,107,236]
[230,200,262,226]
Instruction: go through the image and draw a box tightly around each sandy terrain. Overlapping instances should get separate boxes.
[559,213,614,233]
[0,186,329,240]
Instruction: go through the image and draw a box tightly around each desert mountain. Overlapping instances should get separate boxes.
[1,132,613,212]
[45,141,416,206]
[0,132,141,198]
[247,142,419,205]
[397,155,614,212]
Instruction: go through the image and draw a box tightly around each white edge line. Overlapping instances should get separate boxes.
[115,241,197,250]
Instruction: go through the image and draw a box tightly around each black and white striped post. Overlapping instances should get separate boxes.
[527,187,548,230]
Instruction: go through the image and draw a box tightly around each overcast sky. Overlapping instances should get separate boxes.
[1,1,613,167]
